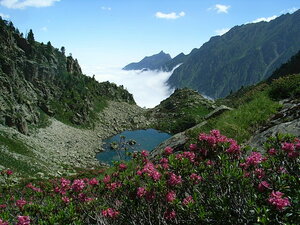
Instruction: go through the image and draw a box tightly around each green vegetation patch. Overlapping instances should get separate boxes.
[187,91,281,143]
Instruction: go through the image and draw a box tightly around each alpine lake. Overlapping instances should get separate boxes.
[96,129,171,165]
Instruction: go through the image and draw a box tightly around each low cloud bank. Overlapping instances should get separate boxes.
[86,66,175,108]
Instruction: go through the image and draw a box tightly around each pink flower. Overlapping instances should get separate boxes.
[106,182,122,191]
[268,191,290,211]
[62,196,70,203]
[189,144,197,151]
[268,148,277,155]
[16,199,27,209]
[17,216,30,225]
[103,175,111,184]
[210,129,221,137]
[258,181,270,192]
[136,170,143,176]
[254,168,265,179]
[190,173,202,184]
[183,151,196,162]
[145,191,156,201]
[206,160,215,166]
[160,158,168,164]
[182,196,195,206]
[175,153,183,161]
[141,150,149,157]
[0,204,7,209]
[166,191,176,203]
[119,163,127,171]
[226,142,241,155]
[102,208,120,218]
[137,187,147,198]
[26,183,42,192]
[71,179,85,192]
[281,142,295,153]
[89,178,99,186]
[0,219,9,225]
[164,146,173,155]
[168,173,182,186]
[288,151,299,158]
[6,170,13,176]
[245,152,265,167]
[164,209,176,220]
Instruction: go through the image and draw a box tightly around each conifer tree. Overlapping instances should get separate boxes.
[27,29,35,44]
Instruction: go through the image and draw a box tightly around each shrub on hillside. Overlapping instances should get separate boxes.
[0,131,299,224]
[269,74,300,100]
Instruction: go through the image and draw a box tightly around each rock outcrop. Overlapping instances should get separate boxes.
[248,99,300,150]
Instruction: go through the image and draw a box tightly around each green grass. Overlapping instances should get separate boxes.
[0,133,50,176]
[187,91,281,143]
[0,133,35,157]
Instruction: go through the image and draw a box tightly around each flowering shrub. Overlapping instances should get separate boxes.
[0,131,299,224]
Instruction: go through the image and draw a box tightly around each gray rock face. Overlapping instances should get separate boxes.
[150,132,187,159]
[248,99,300,150]
[204,105,233,120]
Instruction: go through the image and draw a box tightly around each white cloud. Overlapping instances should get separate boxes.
[82,66,178,108]
[155,11,185,20]
[0,12,10,19]
[41,26,48,32]
[252,15,277,23]
[0,0,60,9]
[280,7,298,14]
[101,6,111,11]
[209,4,231,14]
[215,28,230,36]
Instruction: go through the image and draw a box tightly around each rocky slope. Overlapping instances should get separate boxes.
[0,101,150,179]
[166,10,300,98]
[0,18,134,136]
[147,88,216,134]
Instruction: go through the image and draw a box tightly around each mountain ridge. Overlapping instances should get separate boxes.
[123,50,172,71]
[163,10,300,98]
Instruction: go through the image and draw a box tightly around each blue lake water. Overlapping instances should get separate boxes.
[96,129,171,164]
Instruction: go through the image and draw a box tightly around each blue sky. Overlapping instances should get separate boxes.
[0,0,299,74]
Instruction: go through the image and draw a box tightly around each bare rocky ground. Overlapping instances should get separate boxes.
[0,101,153,179]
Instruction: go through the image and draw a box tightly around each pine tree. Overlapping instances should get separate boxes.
[61,46,65,55]
[27,29,35,44]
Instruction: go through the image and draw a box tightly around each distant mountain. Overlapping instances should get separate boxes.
[123,51,172,71]
[166,10,300,99]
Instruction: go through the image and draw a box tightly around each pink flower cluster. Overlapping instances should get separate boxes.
[0,219,8,225]
[119,163,127,171]
[168,173,182,186]
[281,142,299,158]
[182,196,194,206]
[190,173,202,184]
[137,187,147,198]
[164,209,176,220]
[102,208,120,218]
[268,191,291,211]
[164,146,173,155]
[26,183,42,192]
[198,129,241,155]
[243,152,266,168]
[16,199,27,209]
[106,182,122,191]
[258,181,270,192]
[89,178,99,186]
[71,179,86,192]
[166,191,176,203]
[17,216,30,225]
[159,158,169,169]
[137,162,161,181]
